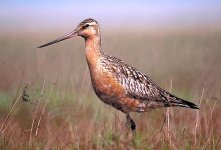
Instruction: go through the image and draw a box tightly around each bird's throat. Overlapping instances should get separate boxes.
[85,36,102,69]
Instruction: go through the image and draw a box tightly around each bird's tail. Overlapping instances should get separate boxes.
[173,98,199,109]
[167,92,199,109]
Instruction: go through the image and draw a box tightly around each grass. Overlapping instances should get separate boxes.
[0,28,221,149]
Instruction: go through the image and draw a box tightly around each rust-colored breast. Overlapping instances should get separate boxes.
[90,63,126,98]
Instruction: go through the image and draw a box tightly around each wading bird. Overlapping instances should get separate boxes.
[38,18,199,131]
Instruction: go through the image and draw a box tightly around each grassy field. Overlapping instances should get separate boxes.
[0,28,221,149]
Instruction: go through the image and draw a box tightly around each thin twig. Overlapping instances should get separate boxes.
[106,106,128,134]
[151,116,167,138]
[35,83,54,136]
[181,128,186,139]
[151,116,167,147]
[215,136,221,149]
[59,138,69,150]
[0,92,23,133]
[29,79,46,146]
[194,82,206,145]
[86,110,97,141]
[166,77,173,147]
[0,57,27,133]
[202,100,217,149]
[208,101,217,127]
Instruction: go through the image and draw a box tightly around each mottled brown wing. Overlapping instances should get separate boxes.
[104,54,162,100]
[101,53,199,110]
[116,64,161,100]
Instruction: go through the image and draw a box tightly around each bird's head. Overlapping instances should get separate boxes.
[77,18,100,38]
[37,18,100,48]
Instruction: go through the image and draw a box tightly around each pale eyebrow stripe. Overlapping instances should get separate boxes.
[88,22,96,26]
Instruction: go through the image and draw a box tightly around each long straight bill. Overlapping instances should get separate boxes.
[37,30,77,48]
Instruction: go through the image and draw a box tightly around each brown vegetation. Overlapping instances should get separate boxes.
[0,28,220,149]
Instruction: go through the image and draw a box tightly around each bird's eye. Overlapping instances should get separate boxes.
[84,24,90,28]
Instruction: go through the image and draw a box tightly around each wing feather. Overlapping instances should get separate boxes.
[117,63,160,100]
[103,54,161,100]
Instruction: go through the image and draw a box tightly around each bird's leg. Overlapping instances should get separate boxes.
[125,113,136,132]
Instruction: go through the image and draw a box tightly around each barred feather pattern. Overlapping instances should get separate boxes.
[100,53,162,99]
[99,52,198,111]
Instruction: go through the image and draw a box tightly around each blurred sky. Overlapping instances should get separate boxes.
[0,0,221,31]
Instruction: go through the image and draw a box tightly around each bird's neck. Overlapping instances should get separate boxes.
[85,35,101,51]
[85,36,103,70]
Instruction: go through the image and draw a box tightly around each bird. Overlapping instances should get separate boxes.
[37,18,199,132]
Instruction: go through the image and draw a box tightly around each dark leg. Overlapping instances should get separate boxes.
[126,113,136,131]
